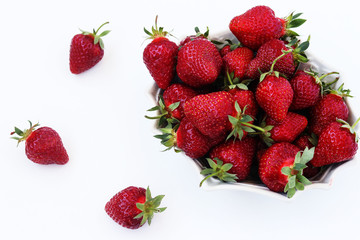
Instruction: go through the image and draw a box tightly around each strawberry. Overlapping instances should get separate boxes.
[265,112,308,143]
[69,22,110,74]
[179,26,209,48]
[208,136,257,181]
[255,73,294,122]
[228,88,258,119]
[309,84,351,136]
[290,70,339,110]
[245,38,309,80]
[259,142,314,198]
[105,186,166,229]
[146,83,198,126]
[184,91,235,139]
[222,47,253,79]
[229,5,306,50]
[11,121,69,165]
[143,16,178,90]
[176,38,223,88]
[155,117,212,159]
[311,119,359,167]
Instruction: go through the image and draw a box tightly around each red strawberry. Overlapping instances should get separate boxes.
[255,74,294,122]
[294,133,316,150]
[229,6,306,50]
[222,47,253,79]
[179,26,209,48]
[290,70,339,110]
[246,39,308,80]
[184,91,235,139]
[176,38,223,88]
[69,22,110,74]
[11,121,69,165]
[228,88,258,118]
[105,186,166,229]
[265,112,308,143]
[220,45,231,57]
[155,117,211,159]
[208,136,257,181]
[311,119,359,167]
[143,16,178,90]
[309,84,350,136]
[259,142,314,198]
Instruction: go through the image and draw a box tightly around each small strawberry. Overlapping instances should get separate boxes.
[245,38,309,80]
[105,186,166,229]
[265,112,308,143]
[219,39,242,57]
[309,83,351,136]
[208,136,257,181]
[145,83,198,126]
[69,22,110,74]
[155,117,212,159]
[184,91,235,139]
[11,121,69,165]
[229,5,306,50]
[290,70,339,110]
[143,16,178,90]
[222,47,254,79]
[179,26,209,48]
[311,118,359,167]
[259,142,314,198]
[176,38,223,88]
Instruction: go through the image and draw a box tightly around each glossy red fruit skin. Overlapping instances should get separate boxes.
[176,39,223,88]
[184,91,236,139]
[143,37,178,89]
[210,136,257,181]
[25,127,69,165]
[290,70,321,110]
[176,117,211,159]
[255,75,294,122]
[294,134,314,150]
[309,94,349,136]
[229,5,285,51]
[70,34,104,74]
[220,45,231,57]
[259,142,300,192]
[222,47,253,79]
[228,88,258,118]
[266,112,308,143]
[246,39,295,80]
[311,122,358,167]
[105,186,146,229]
[162,83,197,120]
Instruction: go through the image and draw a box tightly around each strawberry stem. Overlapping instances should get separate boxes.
[94,22,109,35]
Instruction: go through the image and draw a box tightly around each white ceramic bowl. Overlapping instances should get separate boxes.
[149,31,359,200]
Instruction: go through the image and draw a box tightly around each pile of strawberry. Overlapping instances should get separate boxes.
[144,6,359,198]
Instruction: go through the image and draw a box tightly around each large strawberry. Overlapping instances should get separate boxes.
[259,142,314,198]
[222,47,254,79]
[155,117,212,159]
[105,186,166,229]
[229,5,306,50]
[245,38,309,80]
[69,22,110,74]
[184,91,235,139]
[11,121,69,165]
[309,83,350,136]
[176,38,223,88]
[311,119,359,167]
[143,16,178,90]
[290,70,339,110]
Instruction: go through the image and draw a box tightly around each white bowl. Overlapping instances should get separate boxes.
[148,31,359,200]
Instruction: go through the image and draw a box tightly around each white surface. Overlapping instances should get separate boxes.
[0,0,359,239]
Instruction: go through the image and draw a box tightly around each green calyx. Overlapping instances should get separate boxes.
[134,186,166,226]
[338,117,360,143]
[199,158,238,187]
[326,83,353,98]
[281,147,314,198]
[144,15,171,40]
[224,71,251,91]
[284,12,307,38]
[10,121,39,146]
[145,95,180,127]
[304,69,340,96]
[80,22,110,50]
[153,123,181,153]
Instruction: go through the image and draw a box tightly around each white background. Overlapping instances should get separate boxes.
[1,0,359,239]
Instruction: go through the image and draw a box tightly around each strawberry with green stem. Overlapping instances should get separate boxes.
[200,158,238,187]
[70,22,110,74]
